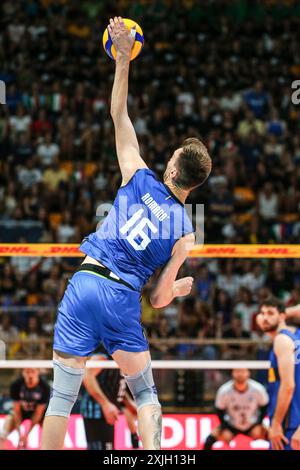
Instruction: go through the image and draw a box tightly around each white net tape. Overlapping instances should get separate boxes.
[0,360,270,369]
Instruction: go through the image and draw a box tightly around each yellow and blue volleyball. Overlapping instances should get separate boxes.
[102,18,144,61]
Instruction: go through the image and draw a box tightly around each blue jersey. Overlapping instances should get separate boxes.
[80,168,194,291]
[268,328,300,430]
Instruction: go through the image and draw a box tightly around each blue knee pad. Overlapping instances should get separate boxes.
[125,361,161,411]
[46,360,84,418]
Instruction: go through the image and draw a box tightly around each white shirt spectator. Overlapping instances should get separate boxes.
[9,115,31,134]
[0,324,19,342]
[94,172,108,191]
[8,23,25,43]
[217,274,241,297]
[219,93,242,112]
[28,25,47,40]
[258,192,278,219]
[37,142,60,166]
[134,116,148,136]
[177,91,194,116]
[10,257,39,275]
[234,302,258,332]
[4,195,17,215]
[18,167,42,189]
[240,272,266,293]
[57,224,76,243]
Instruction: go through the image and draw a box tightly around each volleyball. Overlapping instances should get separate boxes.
[102,18,144,61]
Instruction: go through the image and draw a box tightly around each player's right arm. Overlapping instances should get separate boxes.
[109,17,147,186]
[12,402,22,430]
[150,233,195,308]
[10,381,22,430]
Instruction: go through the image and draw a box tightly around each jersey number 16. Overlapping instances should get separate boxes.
[120,209,157,251]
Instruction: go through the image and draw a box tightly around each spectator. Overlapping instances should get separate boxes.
[222,315,251,360]
[216,261,241,298]
[240,262,266,294]
[42,157,68,192]
[237,109,265,138]
[17,158,42,189]
[9,105,31,140]
[234,287,258,333]
[195,265,215,303]
[13,133,35,165]
[257,182,279,222]
[213,289,233,326]
[56,210,78,243]
[243,80,270,119]
[0,314,19,344]
[37,132,60,167]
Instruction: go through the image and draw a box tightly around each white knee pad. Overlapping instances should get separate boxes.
[46,360,84,418]
[125,361,161,411]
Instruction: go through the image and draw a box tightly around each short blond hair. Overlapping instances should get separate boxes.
[174,138,212,190]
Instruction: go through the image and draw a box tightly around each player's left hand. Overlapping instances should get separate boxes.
[291,426,300,450]
[108,17,135,59]
[269,421,289,450]
[173,277,194,298]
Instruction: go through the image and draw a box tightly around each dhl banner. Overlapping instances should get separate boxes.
[0,243,300,258]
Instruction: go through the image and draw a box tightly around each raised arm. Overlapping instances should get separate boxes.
[108,17,147,186]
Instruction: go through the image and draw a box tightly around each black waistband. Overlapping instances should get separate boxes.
[76,263,136,291]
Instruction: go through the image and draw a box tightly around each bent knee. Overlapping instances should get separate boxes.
[46,360,84,418]
[124,361,161,411]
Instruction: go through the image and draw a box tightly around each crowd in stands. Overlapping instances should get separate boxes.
[1,0,300,359]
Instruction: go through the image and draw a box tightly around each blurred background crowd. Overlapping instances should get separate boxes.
[0,0,300,406]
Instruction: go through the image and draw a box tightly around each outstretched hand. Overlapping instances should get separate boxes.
[108,17,135,59]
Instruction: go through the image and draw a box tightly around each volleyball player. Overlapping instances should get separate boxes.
[204,368,268,449]
[42,17,211,450]
[257,297,300,450]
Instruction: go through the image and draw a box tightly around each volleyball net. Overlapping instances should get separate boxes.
[0,242,297,371]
